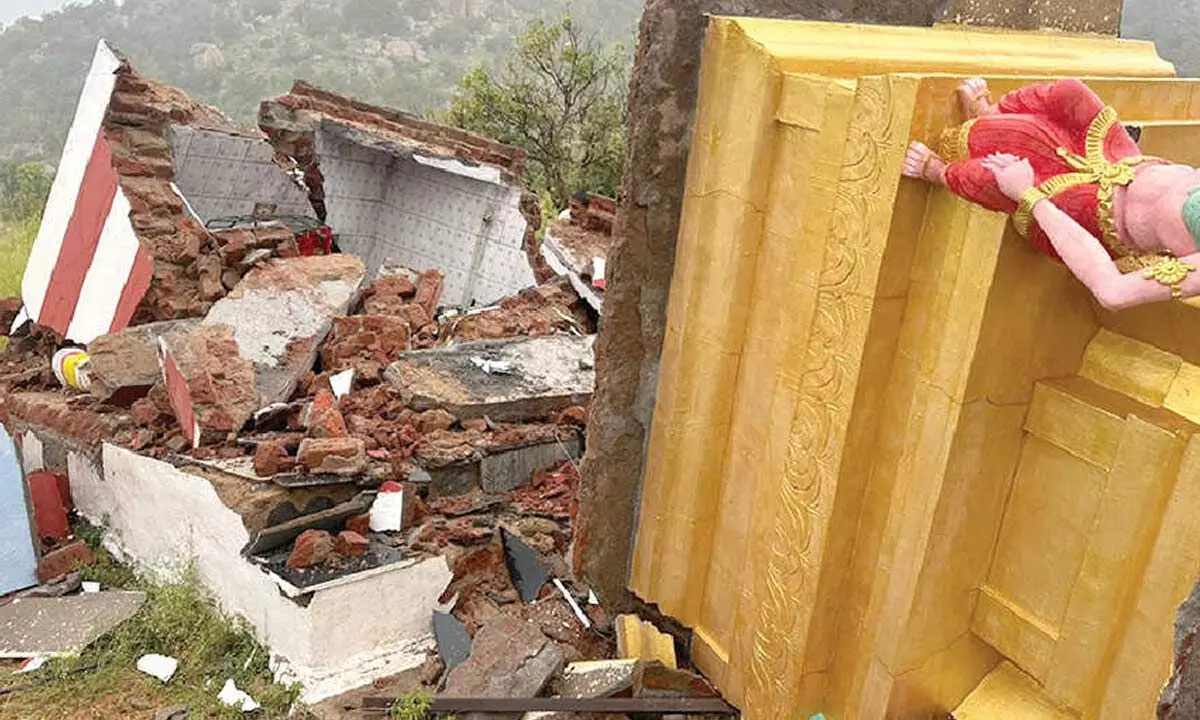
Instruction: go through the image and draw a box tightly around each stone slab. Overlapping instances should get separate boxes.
[87,318,201,405]
[0,591,146,657]
[386,335,595,423]
[480,436,581,494]
[442,616,564,704]
[203,255,366,406]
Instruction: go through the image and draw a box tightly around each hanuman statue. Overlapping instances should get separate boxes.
[904,77,1200,309]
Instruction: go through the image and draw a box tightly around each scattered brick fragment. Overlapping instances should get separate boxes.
[298,437,367,476]
[346,514,371,536]
[305,389,348,439]
[287,529,334,570]
[334,530,369,558]
[36,541,95,584]
[253,440,294,478]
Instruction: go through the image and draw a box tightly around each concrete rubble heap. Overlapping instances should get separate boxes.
[0,42,714,710]
[542,192,615,313]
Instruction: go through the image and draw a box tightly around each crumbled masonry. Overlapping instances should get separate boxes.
[0,41,710,714]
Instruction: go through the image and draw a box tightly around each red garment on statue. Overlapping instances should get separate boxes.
[942,79,1144,260]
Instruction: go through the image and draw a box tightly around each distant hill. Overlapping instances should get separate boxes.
[0,0,641,162]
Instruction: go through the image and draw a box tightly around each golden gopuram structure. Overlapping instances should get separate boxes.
[629,17,1200,720]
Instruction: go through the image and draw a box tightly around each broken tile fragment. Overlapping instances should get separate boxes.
[441,616,564,700]
[433,611,472,672]
[615,615,677,670]
[385,335,595,422]
[501,528,551,604]
[202,255,366,407]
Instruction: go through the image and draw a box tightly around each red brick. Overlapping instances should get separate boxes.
[346,513,371,536]
[253,440,294,477]
[417,409,456,434]
[37,541,95,584]
[298,437,366,475]
[287,529,334,570]
[414,270,444,318]
[334,530,369,558]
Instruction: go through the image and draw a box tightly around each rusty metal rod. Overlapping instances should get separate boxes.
[363,695,739,715]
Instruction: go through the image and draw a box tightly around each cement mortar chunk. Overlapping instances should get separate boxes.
[68,443,452,703]
[203,255,366,405]
[87,318,202,405]
[386,335,596,423]
[560,659,641,699]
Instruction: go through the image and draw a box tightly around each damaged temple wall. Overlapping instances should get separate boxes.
[574,0,1127,607]
[316,129,534,307]
[170,126,313,223]
[68,442,451,703]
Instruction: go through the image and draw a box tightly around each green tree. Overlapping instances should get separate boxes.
[0,160,52,223]
[446,15,628,207]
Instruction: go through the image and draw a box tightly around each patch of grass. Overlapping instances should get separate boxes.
[388,690,434,720]
[0,217,36,298]
[0,543,304,719]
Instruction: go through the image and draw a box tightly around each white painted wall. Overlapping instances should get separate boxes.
[69,444,451,703]
[0,426,37,596]
[317,131,535,306]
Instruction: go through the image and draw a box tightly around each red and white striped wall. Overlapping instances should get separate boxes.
[21,40,153,344]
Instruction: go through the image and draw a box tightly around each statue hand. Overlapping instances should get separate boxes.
[981,153,1035,201]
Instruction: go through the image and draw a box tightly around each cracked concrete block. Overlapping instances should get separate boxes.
[204,255,366,406]
[386,335,595,423]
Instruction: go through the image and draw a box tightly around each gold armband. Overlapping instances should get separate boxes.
[1012,187,1048,238]
[1142,255,1196,299]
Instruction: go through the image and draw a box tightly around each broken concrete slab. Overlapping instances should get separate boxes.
[541,193,614,314]
[87,318,201,405]
[441,616,564,702]
[0,591,146,658]
[203,255,366,406]
[386,336,595,423]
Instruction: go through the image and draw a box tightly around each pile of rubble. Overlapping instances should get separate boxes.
[0,39,695,712]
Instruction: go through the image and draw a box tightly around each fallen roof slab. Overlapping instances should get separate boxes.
[0,591,146,658]
[384,335,595,423]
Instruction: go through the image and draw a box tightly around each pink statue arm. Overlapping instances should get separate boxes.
[983,152,1196,310]
[1029,200,1183,310]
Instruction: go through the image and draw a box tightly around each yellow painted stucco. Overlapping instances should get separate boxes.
[632,16,1200,719]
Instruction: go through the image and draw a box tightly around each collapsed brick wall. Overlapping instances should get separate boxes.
[104,58,305,327]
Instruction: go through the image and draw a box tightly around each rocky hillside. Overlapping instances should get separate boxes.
[0,0,641,161]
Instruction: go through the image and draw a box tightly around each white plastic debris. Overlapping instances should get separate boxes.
[81,581,101,594]
[329,369,355,399]
[369,482,405,532]
[554,578,592,629]
[13,656,48,674]
[9,307,29,335]
[137,654,179,683]
[218,678,261,712]
[587,589,599,606]
[592,256,607,289]
[471,357,516,375]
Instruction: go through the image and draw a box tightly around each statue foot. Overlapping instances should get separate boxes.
[902,142,947,184]
[958,77,995,118]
